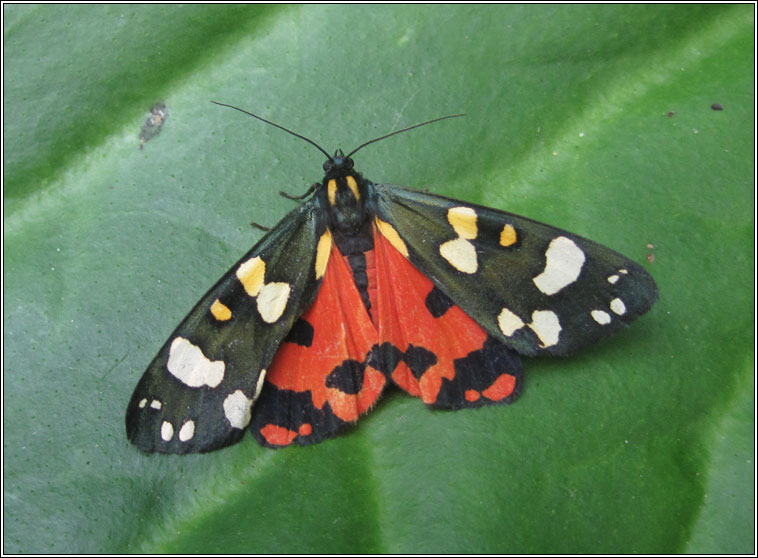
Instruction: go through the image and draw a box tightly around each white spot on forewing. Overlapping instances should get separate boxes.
[497,307,525,336]
[223,390,254,429]
[610,298,626,315]
[161,421,174,442]
[150,399,162,410]
[607,274,619,284]
[167,337,225,388]
[591,310,612,325]
[138,398,147,408]
[257,282,291,323]
[439,237,478,274]
[178,420,195,442]
[253,369,267,401]
[496,307,561,348]
[528,310,561,348]
[533,236,586,295]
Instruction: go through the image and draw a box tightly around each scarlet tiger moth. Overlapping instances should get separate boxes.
[126,103,657,452]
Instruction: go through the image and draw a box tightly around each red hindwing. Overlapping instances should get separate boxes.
[250,242,385,447]
[373,224,522,409]
[250,223,522,447]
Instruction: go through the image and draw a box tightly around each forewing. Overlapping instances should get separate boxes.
[126,199,328,453]
[371,184,658,357]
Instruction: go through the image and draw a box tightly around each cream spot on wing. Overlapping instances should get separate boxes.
[253,369,267,401]
[236,256,266,297]
[447,206,478,240]
[178,420,195,442]
[497,307,525,336]
[257,282,291,323]
[327,179,337,206]
[138,398,147,408]
[610,298,627,315]
[150,399,162,410]
[528,310,561,348]
[439,237,478,274]
[500,224,517,247]
[375,218,409,257]
[533,236,586,295]
[167,336,225,388]
[607,274,619,284]
[210,299,232,321]
[223,390,254,429]
[591,310,612,325]
[619,268,628,274]
[160,421,174,442]
[315,230,332,280]
[346,175,360,201]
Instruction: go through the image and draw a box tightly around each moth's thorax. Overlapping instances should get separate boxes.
[320,151,371,236]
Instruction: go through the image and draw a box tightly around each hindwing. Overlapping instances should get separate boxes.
[249,243,388,448]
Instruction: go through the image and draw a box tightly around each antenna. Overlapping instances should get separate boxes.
[210,101,331,160]
[211,101,465,160]
[346,113,466,158]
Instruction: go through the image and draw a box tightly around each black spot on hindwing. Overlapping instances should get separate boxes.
[435,336,523,409]
[284,318,314,347]
[404,345,438,380]
[325,360,365,394]
[250,382,346,447]
[425,285,455,318]
[367,342,404,376]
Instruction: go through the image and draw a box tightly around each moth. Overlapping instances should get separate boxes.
[126,103,658,452]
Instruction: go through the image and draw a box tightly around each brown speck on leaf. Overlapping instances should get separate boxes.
[139,102,168,149]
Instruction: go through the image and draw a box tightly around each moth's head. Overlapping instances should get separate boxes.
[323,149,355,178]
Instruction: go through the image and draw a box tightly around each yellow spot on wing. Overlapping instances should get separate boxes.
[327,179,337,206]
[315,230,332,279]
[500,224,517,247]
[236,256,266,297]
[346,175,360,201]
[375,218,409,257]
[447,206,478,240]
[210,299,232,321]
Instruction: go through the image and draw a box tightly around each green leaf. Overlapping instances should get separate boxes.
[4,4,753,553]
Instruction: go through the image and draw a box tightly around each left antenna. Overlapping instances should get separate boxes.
[210,101,332,160]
